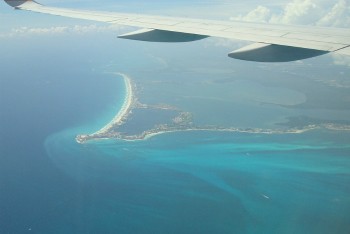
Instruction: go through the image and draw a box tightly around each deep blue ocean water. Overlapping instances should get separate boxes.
[1,36,350,234]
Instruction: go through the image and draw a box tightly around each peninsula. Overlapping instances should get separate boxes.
[76,73,350,144]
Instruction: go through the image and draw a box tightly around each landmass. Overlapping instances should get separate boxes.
[76,73,350,144]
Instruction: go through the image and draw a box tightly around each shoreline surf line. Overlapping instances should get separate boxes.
[91,72,133,135]
[75,72,135,143]
[92,124,350,143]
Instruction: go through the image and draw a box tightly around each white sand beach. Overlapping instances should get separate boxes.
[92,73,133,135]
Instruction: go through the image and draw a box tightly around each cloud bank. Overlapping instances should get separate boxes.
[0,24,124,38]
[231,0,350,27]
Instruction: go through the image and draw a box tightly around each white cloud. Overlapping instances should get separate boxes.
[205,38,243,49]
[316,0,350,27]
[231,6,272,23]
[271,0,324,24]
[331,53,350,67]
[0,24,125,38]
[11,26,68,34]
[231,0,350,27]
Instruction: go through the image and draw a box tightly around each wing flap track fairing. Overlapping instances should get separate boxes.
[118,28,208,42]
[229,43,329,62]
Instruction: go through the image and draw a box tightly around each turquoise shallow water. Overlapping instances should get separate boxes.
[44,127,350,234]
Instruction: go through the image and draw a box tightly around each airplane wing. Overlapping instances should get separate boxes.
[4,0,350,62]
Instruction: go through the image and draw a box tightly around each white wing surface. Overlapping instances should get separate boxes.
[5,0,350,62]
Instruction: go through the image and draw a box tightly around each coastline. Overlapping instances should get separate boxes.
[76,73,134,143]
[93,73,133,135]
[119,124,350,142]
[76,73,350,144]
[80,123,350,143]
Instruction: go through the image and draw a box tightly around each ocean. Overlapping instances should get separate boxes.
[2,73,350,233]
[41,127,350,234]
[1,34,350,234]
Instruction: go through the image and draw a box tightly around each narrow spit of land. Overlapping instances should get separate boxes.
[76,73,135,143]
